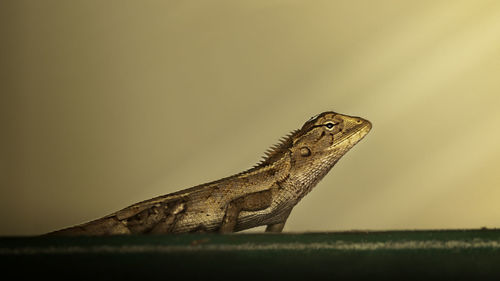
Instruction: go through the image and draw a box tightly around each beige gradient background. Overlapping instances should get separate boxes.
[2,0,500,235]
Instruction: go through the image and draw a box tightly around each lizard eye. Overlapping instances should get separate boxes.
[324,122,336,130]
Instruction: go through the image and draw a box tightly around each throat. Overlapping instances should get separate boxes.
[286,157,339,200]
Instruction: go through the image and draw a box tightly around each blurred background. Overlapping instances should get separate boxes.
[1,0,500,235]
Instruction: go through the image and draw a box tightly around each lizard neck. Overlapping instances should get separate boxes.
[285,153,340,202]
[283,131,367,202]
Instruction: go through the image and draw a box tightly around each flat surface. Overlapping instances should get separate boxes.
[2,229,500,280]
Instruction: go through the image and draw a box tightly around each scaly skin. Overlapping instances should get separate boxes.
[49,111,371,235]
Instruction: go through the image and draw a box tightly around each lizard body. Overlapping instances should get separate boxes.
[49,111,371,235]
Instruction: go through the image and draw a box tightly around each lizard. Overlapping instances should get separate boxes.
[48,111,371,235]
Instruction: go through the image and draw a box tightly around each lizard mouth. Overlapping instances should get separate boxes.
[329,119,372,150]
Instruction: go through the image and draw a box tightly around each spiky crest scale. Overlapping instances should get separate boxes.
[256,129,301,167]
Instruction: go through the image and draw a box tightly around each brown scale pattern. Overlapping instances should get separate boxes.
[48,111,371,235]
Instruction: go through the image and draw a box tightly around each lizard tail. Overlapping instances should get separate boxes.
[46,217,131,236]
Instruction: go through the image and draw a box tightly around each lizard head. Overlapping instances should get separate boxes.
[259,111,371,179]
[287,111,372,177]
[294,111,371,154]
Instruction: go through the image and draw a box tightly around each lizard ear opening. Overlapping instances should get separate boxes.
[300,147,311,157]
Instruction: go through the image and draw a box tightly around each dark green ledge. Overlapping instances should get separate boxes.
[2,229,500,280]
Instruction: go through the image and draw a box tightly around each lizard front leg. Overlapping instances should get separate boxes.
[265,223,285,232]
[265,209,292,233]
[219,190,273,233]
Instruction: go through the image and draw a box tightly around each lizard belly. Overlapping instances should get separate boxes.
[171,178,281,232]
[171,186,292,233]
[172,211,224,232]
[170,194,226,232]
